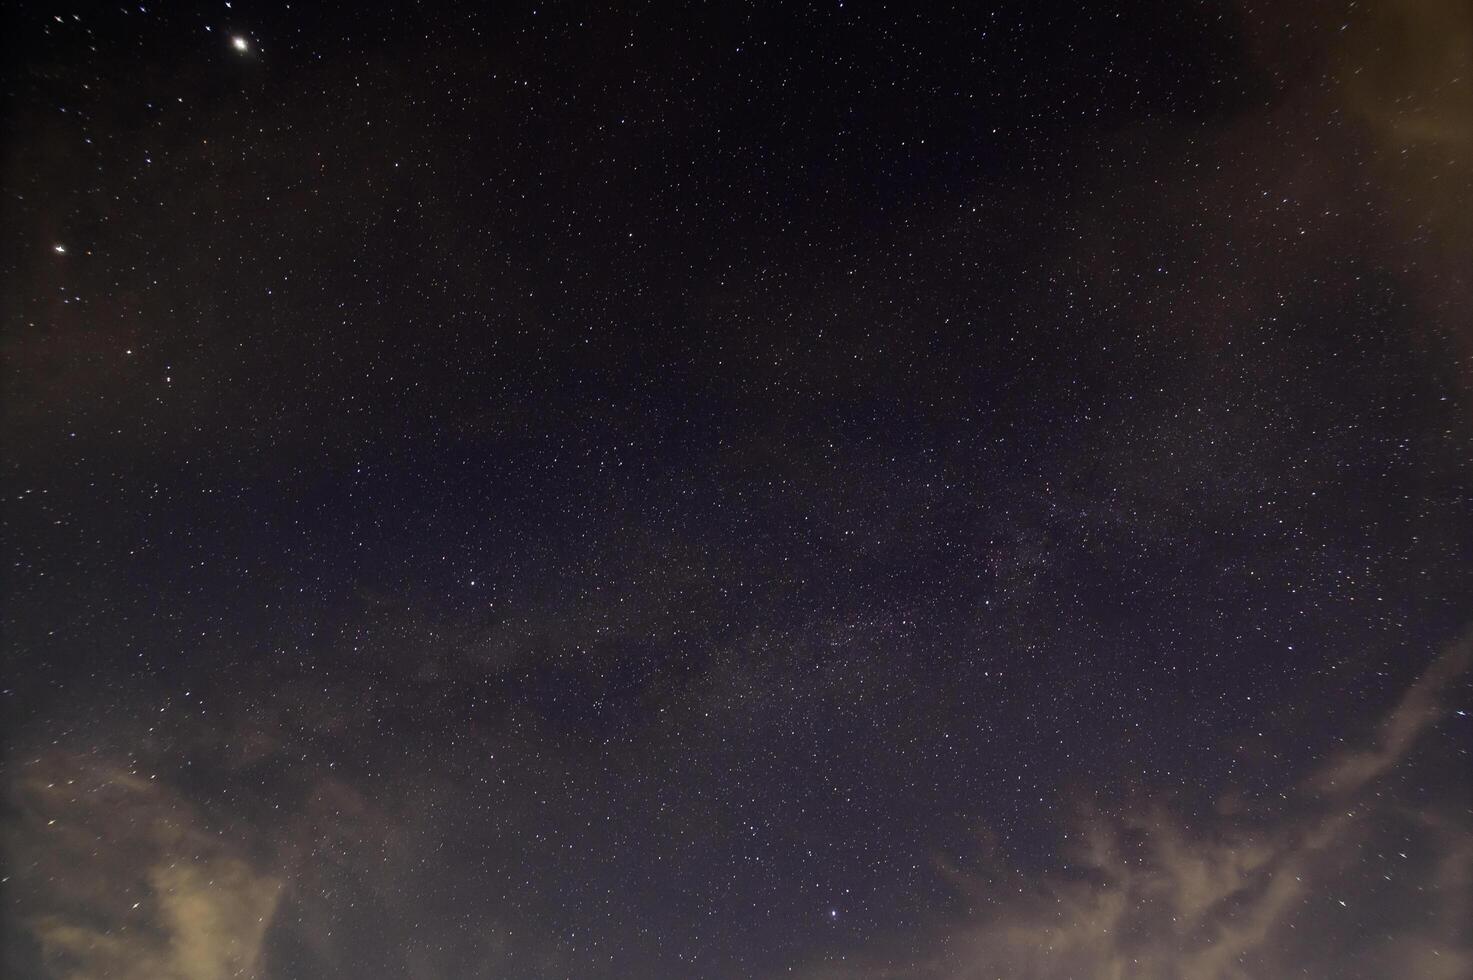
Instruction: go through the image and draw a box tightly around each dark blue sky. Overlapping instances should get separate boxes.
[4,2,1471,977]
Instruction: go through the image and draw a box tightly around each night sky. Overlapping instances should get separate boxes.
[3,2,1472,978]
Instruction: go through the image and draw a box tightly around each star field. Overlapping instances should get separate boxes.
[3,2,1472,978]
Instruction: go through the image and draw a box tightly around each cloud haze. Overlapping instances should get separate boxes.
[801,632,1473,980]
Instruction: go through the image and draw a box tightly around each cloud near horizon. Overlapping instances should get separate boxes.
[7,756,283,980]
[800,631,1473,980]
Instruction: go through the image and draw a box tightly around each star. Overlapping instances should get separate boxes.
[231,35,249,52]
[52,244,66,254]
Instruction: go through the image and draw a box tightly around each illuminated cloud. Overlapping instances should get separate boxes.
[801,632,1473,980]
[7,756,282,980]
[1335,0,1473,149]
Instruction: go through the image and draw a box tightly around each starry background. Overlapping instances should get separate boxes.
[3,2,1472,978]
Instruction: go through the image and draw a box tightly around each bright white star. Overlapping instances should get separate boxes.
[231,35,249,52]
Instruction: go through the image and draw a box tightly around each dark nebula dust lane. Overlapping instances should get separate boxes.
[3,2,1471,978]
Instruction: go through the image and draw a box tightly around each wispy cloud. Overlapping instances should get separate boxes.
[801,631,1473,980]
